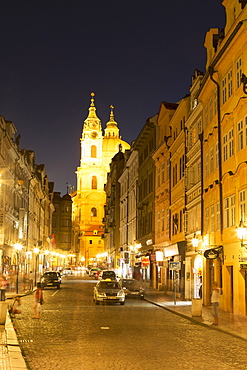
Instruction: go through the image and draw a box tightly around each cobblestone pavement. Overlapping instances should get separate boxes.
[6,276,247,370]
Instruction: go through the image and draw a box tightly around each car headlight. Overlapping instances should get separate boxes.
[41,278,45,282]
[98,292,106,297]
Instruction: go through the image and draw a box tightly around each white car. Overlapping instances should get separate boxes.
[94,280,125,305]
[63,267,72,275]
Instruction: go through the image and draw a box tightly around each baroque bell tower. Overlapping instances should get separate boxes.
[72,93,130,268]
[72,93,106,266]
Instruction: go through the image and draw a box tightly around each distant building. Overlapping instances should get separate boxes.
[72,93,130,267]
[52,192,72,253]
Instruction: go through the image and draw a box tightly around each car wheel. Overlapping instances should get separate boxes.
[57,284,60,289]
[95,300,99,305]
[120,301,125,305]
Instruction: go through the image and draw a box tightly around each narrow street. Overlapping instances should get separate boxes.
[11,275,247,370]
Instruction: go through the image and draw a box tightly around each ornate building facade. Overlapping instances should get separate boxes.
[72,93,130,267]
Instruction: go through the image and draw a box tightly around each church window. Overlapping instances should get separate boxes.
[92,176,97,189]
[91,207,97,217]
[91,145,97,158]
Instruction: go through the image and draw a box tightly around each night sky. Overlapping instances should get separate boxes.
[0,1,225,194]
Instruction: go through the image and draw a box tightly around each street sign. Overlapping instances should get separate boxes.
[141,256,150,267]
[169,261,181,270]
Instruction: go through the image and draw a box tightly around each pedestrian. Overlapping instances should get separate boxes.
[33,282,43,319]
[9,296,21,318]
[211,281,220,326]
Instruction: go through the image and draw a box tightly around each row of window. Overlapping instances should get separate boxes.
[205,190,246,233]
[205,115,247,177]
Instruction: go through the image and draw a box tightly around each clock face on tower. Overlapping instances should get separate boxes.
[90,131,98,139]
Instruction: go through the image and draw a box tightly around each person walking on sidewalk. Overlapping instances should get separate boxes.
[33,282,43,319]
[211,281,220,326]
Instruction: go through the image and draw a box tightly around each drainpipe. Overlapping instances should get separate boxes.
[208,66,223,238]
[199,132,204,236]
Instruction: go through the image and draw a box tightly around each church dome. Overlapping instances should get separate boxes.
[102,105,130,155]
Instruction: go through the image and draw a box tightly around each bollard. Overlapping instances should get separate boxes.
[0,289,6,301]
[191,298,202,317]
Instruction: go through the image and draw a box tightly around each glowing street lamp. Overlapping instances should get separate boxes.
[14,243,22,294]
[237,220,247,248]
[192,234,199,251]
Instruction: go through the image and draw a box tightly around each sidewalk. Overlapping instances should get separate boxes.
[0,291,29,370]
[145,288,247,342]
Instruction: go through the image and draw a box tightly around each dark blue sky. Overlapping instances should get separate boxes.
[0,0,225,194]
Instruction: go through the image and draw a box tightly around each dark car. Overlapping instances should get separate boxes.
[41,271,61,289]
[120,278,145,299]
[94,280,125,305]
[98,270,116,281]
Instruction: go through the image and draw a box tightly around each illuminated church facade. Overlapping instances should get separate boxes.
[72,93,130,267]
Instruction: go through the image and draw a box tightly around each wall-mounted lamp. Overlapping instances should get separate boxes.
[236,219,247,248]
[192,233,199,250]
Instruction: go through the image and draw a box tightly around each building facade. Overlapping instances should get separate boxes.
[0,115,55,292]
[72,93,130,268]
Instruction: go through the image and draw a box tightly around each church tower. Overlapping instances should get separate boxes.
[72,93,130,267]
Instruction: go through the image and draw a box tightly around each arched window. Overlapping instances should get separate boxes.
[92,176,97,189]
[91,207,97,217]
[91,145,97,158]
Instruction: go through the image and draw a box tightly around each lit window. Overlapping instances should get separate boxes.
[237,120,244,151]
[91,207,97,217]
[91,145,97,158]
[236,57,242,89]
[92,176,97,189]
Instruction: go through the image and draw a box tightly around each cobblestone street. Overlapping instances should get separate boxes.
[8,276,247,370]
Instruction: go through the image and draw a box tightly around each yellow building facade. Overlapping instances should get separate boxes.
[199,0,247,315]
[72,93,130,267]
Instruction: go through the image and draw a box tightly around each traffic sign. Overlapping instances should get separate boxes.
[169,261,181,270]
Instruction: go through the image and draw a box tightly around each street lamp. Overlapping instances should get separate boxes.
[237,220,247,247]
[192,234,199,251]
[33,248,40,286]
[14,243,22,294]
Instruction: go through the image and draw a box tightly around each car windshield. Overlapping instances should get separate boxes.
[98,282,120,289]
[122,279,141,288]
[102,271,115,277]
[44,272,57,278]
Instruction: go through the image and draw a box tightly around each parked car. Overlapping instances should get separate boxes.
[94,280,125,305]
[89,268,101,278]
[98,270,116,281]
[95,270,102,280]
[40,271,61,289]
[120,278,145,299]
[63,267,73,275]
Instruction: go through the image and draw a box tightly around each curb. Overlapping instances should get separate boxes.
[144,297,247,343]
[5,313,28,370]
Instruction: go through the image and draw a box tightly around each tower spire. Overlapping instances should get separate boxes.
[87,92,98,119]
[110,105,115,121]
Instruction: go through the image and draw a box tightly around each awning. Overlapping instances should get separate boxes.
[164,244,179,258]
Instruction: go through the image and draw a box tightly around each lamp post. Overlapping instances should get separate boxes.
[14,243,22,294]
[33,248,40,286]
